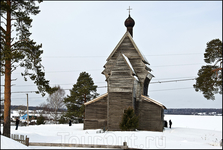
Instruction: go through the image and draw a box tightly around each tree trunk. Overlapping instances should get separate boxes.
[3,0,12,138]
[55,109,57,124]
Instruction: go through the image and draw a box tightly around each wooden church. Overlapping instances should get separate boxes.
[84,12,167,132]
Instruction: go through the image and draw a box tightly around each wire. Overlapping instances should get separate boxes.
[1,78,196,94]
[42,53,203,58]
[1,86,107,94]
[1,76,197,87]
[152,76,196,80]
[9,63,204,75]
[151,63,204,67]
[3,86,195,100]
[150,78,195,84]
[150,87,193,92]
[12,78,195,87]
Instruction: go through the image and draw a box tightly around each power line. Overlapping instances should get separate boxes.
[1,82,106,87]
[1,77,196,88]
[1,86,107,94]
[152,76,196,80]
[42,53,203,58]
[1,78,196,95]
[146,53,203,56]
[150,87,193,92]
[10,63,204,75]
[150,78,195,84]
[151,63,204,67]
[6,86,195,100]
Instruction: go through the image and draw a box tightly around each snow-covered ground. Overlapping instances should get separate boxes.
[1,115,222,149]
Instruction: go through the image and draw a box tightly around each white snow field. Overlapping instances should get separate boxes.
[1,115,222,149]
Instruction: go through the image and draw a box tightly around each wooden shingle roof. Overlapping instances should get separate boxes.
[141,95,167,109]
[106,31,150,65]
[84,93,108,106]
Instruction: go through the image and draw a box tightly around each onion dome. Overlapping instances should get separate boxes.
[124,15,135,37]
[124,15,135,28]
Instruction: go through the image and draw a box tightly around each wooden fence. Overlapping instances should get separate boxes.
[9,134,138,149]
[29,141,139,149]
[10,134,29,146]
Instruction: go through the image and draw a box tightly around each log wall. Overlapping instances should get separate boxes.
[84,96,107,130]
[107,54,134,130]
[136,99,164,131]
[107,92,133,130]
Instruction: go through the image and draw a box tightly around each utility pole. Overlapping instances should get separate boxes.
[26,94,29,126]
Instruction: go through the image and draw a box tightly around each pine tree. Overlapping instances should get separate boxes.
[64,72,99,121]
[193,39,222,100]
[119,107,139,131]
[1,0,56,137]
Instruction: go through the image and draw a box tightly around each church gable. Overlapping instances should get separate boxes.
[106,31,148,63]
[102,31,152,82]
[108,53,135,93]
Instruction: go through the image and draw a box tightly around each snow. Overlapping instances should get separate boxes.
[122,54,136,74]
[1,115,222,149]
[122,54,140,81]
[1,135,30,149]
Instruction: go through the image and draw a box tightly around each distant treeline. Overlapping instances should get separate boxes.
[0,105,67,112]
[164,108,222,115]
[0,105,222,116]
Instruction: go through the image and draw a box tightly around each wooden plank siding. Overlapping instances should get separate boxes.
[136,99,164,132]
[102,35,149,84]
[84,95,107,130]
[107,54,135,130]
[107,92,133,130]
[102,34,151,96]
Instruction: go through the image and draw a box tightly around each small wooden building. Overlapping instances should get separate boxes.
[84,14,166,132]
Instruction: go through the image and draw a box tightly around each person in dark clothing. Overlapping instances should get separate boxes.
[15,118,20,130]
[169,119,172,128]
[69,120,72,126]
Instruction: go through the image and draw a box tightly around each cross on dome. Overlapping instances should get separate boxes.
[127,6,132,15]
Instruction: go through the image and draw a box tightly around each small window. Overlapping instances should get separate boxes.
[143,78,150,96]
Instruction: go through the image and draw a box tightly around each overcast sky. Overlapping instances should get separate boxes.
[1,1,222,108]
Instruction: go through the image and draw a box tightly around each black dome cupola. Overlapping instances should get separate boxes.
[124,6,135,37]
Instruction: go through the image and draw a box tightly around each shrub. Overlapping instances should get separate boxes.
[58,115,68,124]
[37,115,45,125]
[119,107,139,131]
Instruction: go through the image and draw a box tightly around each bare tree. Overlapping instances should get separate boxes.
[16,105,26,116]
[39,102,50,121]
[46,86,65,123]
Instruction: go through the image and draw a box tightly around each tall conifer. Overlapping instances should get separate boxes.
[64,72,99,121]
[193,39,222,100]
[1,0,56,137]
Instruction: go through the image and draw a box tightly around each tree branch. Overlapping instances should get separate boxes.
[0,14,7,20]
[11,48,31,53]
[11,39,29,48]
[11,64,20,73]
[1,21,7,26]
[1,36,6,43]
[0,26,6,34]
[11,48,37,63]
